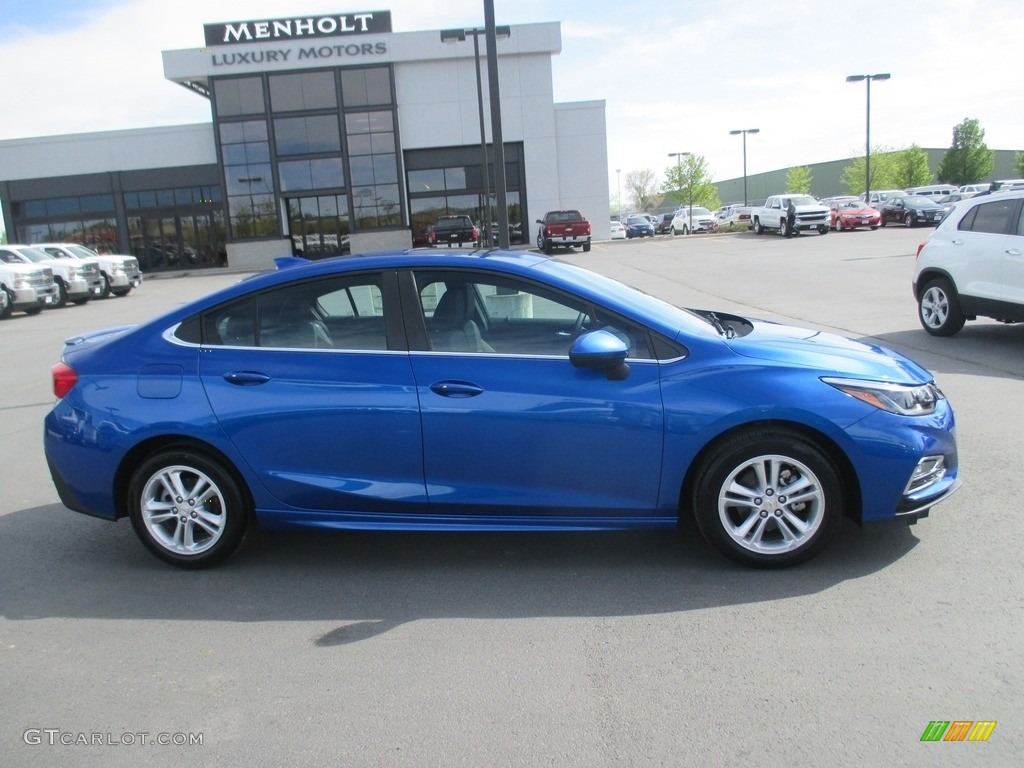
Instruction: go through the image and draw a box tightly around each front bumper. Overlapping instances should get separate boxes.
[12,284,59,309]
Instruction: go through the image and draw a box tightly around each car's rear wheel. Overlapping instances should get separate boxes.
[692,429,842,568]
[128,449,250,568]
[918,277,966,336]
[582,241,591,253]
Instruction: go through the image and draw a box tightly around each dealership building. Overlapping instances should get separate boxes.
[0,11,608,272]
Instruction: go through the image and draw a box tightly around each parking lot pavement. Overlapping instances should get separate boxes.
[2,231,1021,767]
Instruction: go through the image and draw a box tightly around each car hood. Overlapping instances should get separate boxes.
[724,319,932,383]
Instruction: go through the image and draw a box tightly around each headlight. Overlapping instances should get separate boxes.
[822,378,943,416]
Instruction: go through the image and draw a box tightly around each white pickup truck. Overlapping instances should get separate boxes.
[751,194,830,236]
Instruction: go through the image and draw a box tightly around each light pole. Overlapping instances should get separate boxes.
[846,73,890,205]
[728,128,759,205]
[615,168,621,218]
[668,152,692,232]
[441,22,511,246]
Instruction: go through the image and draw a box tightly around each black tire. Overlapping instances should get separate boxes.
[819,226,828,235]
[128,448,250,569]
[918,277,966,336]
[753,219,764,235]
[691,428,842,568]
[780,219,789,237]
[582,241,591,253]
[905,213,913,228]
[24,306,43,315]
[0,287,12,319]
[880,215,887,228]
[670,227,677,236]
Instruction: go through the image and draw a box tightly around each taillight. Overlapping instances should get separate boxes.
[916,242,926,258]
[472,226,480,240]
[52,362,78,398]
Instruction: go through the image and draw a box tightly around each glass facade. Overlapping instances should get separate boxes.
[211,65,403,257]
[405,145,526,247]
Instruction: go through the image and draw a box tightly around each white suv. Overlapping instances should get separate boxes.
[913,189,1024,336]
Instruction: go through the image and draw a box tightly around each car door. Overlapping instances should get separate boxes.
[198,270,427,514]
[404,269,665,521]
[955,197,1021,305]
[1003,199,1024,307]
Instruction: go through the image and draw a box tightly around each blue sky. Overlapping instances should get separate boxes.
[2,0,1022,226]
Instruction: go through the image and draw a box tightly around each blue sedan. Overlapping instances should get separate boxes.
[44,251,959,569]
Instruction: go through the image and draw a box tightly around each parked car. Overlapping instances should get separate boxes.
[0,244,103,307]
[829,200,881,231]
[904,184,957,199]
[936,193,974,215]
[655,213,675,234]
[670,207,718,235]
[0,259,59,319]
[34,243,143,298]
[957,183,991,195]
[860,189,907,210]
[610,220,627,240]
[429,215,480,248]
[623,213,655,238]
[880,195,946,227]
[536,210,592,253]
[913,189,1024,336]
[44,250,959,569]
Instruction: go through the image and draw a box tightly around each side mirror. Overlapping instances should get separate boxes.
[569,330,630,381]
[535,219,543,224]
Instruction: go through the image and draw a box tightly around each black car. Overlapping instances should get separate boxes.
[880,195,946,227]
[655,213,674,234]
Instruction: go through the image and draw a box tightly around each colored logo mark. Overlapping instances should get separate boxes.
[920,721,996,742]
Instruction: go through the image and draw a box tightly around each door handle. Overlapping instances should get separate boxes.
[223,371,271,386]
[1006,249,1022,256]
[430,380,484,398]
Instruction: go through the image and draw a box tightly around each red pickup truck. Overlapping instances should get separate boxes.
[536,210,592,254]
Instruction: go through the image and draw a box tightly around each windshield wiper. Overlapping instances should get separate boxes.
[707,312,736,339]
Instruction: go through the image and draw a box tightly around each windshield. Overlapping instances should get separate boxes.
[904,196,933,205]
[66,244,101,259]
[10,247,50,263]
[681,207,712,217]
[539,258,719,338]
[788,196,817,206]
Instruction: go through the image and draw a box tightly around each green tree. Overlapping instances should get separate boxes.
[661,154,720,210]
[0,231,6,244]
[624,168,658,212]
[840,146,899,195]
[786,166,813,193]
[1015,151,1024,178]
[936,117,994,186]
[893,145,933,189]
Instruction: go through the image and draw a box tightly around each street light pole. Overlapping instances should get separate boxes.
[441,20,511,247]
[668,152,691,232]
[846,73,890,205]
[615,168,621,217]
[728,128,759,206]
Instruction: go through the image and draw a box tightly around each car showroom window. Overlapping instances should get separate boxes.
[959,199,1019,235]
[414,271,652,358]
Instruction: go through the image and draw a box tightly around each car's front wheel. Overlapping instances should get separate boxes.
[918,277,966,336]
[128,448,250,568]
[905,213,914,227]
[692,429,842,568]
[0,287,12,319]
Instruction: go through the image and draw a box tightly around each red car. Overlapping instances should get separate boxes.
[830,199,881,231]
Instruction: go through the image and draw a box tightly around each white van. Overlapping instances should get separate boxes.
[905,184,957,198]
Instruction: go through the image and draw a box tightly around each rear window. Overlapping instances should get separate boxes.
[958,199,1019,235]
[546,211,583,223]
